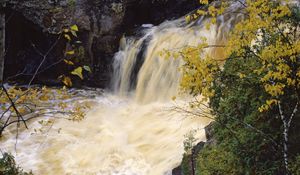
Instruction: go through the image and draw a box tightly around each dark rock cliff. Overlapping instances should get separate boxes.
[3,0,199,87]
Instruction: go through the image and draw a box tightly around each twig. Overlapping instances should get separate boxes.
[27,34,62,87]
[1,84,27,129]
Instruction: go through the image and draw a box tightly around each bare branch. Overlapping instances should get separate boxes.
[287,101,299,128]
[1,84,28,129]
[27,34,62,87]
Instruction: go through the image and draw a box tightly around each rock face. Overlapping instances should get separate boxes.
[3,0,199,87]
[172,122,215,175]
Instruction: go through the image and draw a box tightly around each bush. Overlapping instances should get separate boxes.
[196,145,243,175]
[291,155,300,175]
[0,152,33,175]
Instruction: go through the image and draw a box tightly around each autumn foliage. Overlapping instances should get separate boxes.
[177,0,300,174]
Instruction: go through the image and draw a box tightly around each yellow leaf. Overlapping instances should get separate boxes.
[71,67,83,79]
[238,73,246,79]
[62,76,73,87]
[211,17,217,24]
[197,9,206,15]
[64,59,74,65]
[64,34,71,41]
[39,95,49,101]
[63,28,69,33]
[199,0,208,4]
[70,25,79,32]
[185,15,191,22]
[66,50,75,55]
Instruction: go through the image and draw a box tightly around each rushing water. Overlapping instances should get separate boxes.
[0,4,242,174]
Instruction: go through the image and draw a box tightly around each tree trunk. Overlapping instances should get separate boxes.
[0,2,5,82]
[191,148,195,175]
[283,121,289,174]
[278,101,299,175]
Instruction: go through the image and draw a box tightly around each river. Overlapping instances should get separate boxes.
[0,5,241,174]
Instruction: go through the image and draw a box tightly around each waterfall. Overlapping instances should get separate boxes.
[111,1,242,104]
[0,3,242,175]
[112,18,220,103]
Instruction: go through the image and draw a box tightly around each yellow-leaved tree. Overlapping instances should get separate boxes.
[177,0,299,174]
[0,24,92,137]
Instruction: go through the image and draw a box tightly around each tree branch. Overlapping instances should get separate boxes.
[1,84,28,129]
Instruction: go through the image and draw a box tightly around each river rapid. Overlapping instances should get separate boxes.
[0,3,242,174]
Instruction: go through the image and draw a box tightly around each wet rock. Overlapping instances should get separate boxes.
[205,122,216,146]
[172,122,216,175]
[172,142,205,175]
[172,166,183,175]
[3,0,200,87]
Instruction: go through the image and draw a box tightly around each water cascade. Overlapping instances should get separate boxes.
[113,17,223,103]
[0,4,242,175]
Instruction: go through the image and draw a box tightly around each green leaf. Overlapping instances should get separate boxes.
[71,67,83,79]
[83,65,92,73]
[70,25,79,32]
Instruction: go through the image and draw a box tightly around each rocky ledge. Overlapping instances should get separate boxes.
[3,0,199,87]
[172,122,216,175]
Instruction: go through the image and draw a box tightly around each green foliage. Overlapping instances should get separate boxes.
[181,154,192,175]
[177,1,300,174]
[196,145,243,175]
[291,155,300,175]
[206,56,285,174]
[190,37,300,174]
[183,130,197,154]
[182,130,197,175]
[0,152,33,175]
[67,0,76,7]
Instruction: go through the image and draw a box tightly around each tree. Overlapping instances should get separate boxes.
[0,25,91,137]
[0,152,33,175]
[177,0,300,174]
[0,1,5,82]
[203,55,288,174]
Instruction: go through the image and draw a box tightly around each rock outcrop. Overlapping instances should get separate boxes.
[3,0,199,87]
[172,122,215,175]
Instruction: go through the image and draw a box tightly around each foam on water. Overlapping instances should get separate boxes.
[0,2,244,174]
